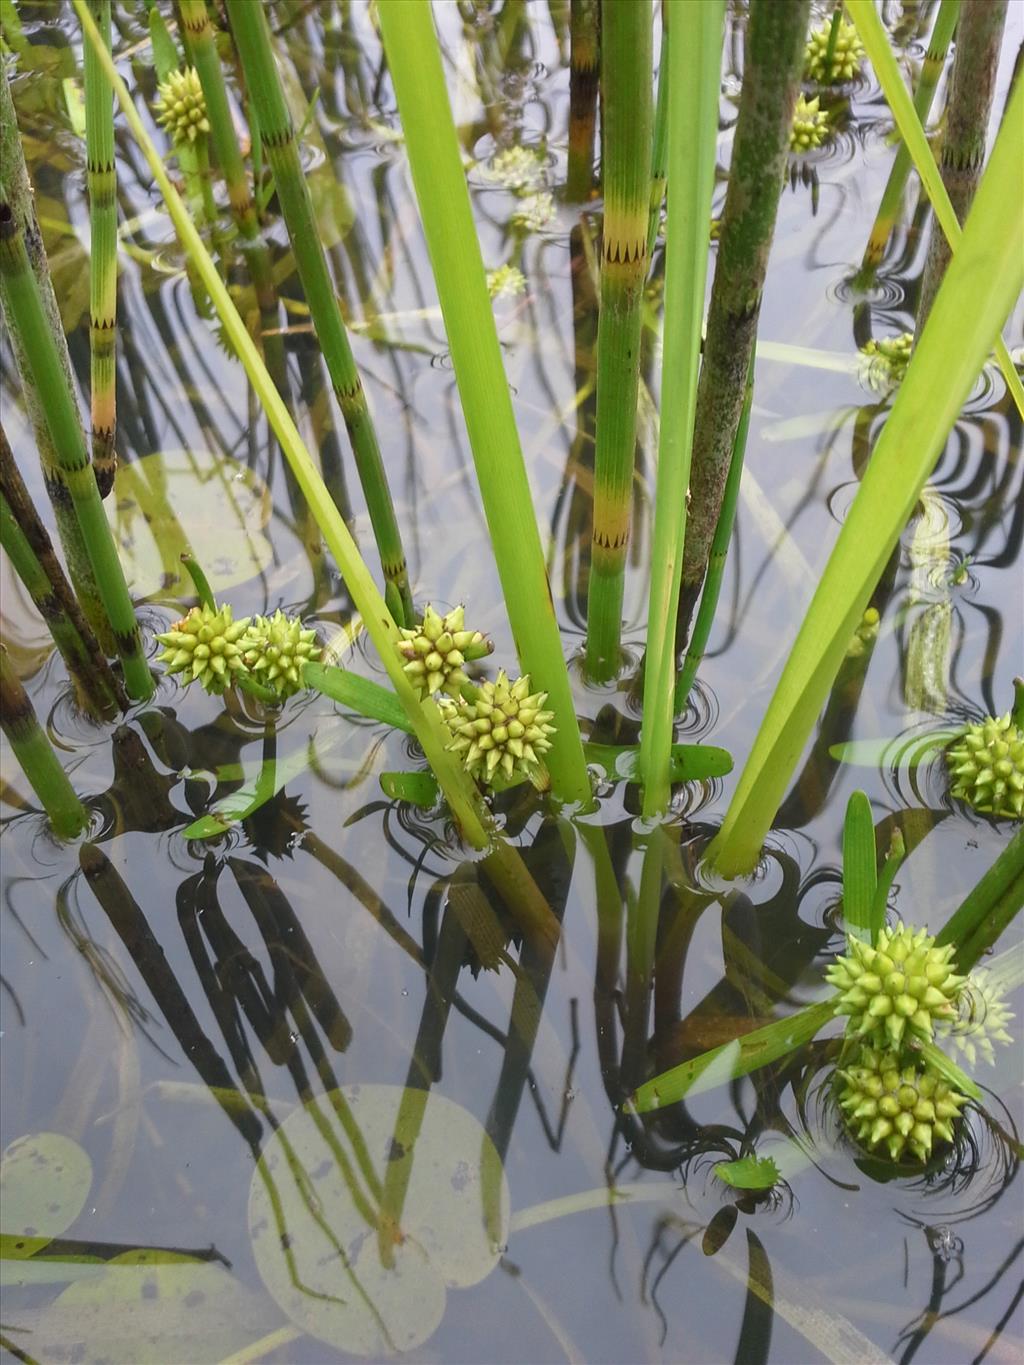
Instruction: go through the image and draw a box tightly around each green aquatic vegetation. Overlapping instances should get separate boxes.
[396,604,492,699]
[0,646,87,838]
[441,670,557,788]
[946,710,1024,821]
[486,263,526,298]
[153,67,209,146]
[241,610,322,702]
[82,0,116,495]
[859,331,914,389]
[836,1047,968,1163]
[935,967,1015,1067]
[155,601,251,695]
[804,15,864,84]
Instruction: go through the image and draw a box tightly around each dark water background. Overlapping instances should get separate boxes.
[1,2,1022,1361]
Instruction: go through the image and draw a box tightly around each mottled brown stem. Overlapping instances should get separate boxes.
[917,0,1008,328]
[566,0,599,202]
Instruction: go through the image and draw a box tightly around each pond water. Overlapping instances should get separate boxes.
[1,2,1022,1362]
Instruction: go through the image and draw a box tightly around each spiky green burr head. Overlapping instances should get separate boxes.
[789,94,830,153]
[837,1047,968,1163]
[860,332,914,390]
[804,17,864,84]
[154,68,210,146]
[155,603,250,695]
[240,610,321,700]
[825,922,965,1048]
[946,713,1024,821]
[397,605,492,699]
[442,669,556,785]
[936,969,1015,1067]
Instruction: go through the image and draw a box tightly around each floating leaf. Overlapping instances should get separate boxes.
[0,1133,92,1259]
[584,741,732,783]
[379,771,439,808]
[714,1155,781,1191]
[106,450,272,603]
[304,662,417,735]
[25,1252,279,1364]
[828,731,959,768]
[248,1084,509,1357]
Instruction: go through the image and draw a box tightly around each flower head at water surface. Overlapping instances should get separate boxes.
[789,94,831,153]
[511,192,555,233]
[154,67,210,146]
[935,968,1015,1068]
[397,605,492,699]
[804,16,865,84]
[155,603,250,695]
[442,670,556,786]
[487,264,527,300]
[825,921,965,1048]
[480,144,547,193]
[240,610,322,701]
[837,1047,968,1163]
[945,711,1024,821]
[860,332,914,391]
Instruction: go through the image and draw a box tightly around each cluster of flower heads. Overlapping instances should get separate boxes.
[156,602,321,702]
[154,68,210,147]
[826,921,1012,1164]
[396,605,556,789]
[804,16,865,85]
[945,711,1024,821]
[860,332,914,392]
[789,94,831,153]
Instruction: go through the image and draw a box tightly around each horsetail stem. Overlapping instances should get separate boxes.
[917,0,1007,329]
[0,425,124,716]
[566,0,599,202]
[584,0,652,681]
[0,645,88,839]
[83,0,117,497]
[0,68,109,646]
[229,0,413,626]
[681,0,810,610]
[0,206,152,700]
[860,0,960,281]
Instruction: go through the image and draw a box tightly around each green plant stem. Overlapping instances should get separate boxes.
[0,67,109,645]
[639,0,724,816]
[937,829,1023,969]
[228,0,412,626]
[916,0,1008,328]
[75,0,492,847]
[376,0,591,805]
[847,0,1024,418]
[177,0,283,375]
[83,0,117,497]
[0,208,152,699]
[566,0,599,202]
[674,358,750,712]
[584,0,653,681]
[706,75,1024,878]
[646,11,669,261]
[0,425,123,716]
[859,0,960,278]
[680,0,810,608]
[0,645,88,839]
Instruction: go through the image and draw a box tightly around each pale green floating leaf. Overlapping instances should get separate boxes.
[0,1132,92,1255]
[30,1252,279,1364]
[714,1155,781,1191]
[379,771,440,808]
[248,1084,509,1357]
[106,449,272,603]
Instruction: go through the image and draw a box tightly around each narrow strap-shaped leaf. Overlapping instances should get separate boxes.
[841,791,877,943]
[303,662,415,735]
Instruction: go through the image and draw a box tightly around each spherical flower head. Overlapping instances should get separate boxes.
[789,94,830,153]
[946,713,1024,821]
[481,145,546,192]
[487,264,527,300]
[240,610,321,700]
[860,332,914,391]
[804,17,865,84]
[154,68,210,146]
[444,669,556,786]
[825,921,965,1048]
[397,605,492,699]
[935,969,1015,1067]
[155,603,250,695]
[837,1047,968,1162]
[511,192,555,232]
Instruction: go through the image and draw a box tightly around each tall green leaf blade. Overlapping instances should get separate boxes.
[842,791,877,943]
[707,78,1024,877]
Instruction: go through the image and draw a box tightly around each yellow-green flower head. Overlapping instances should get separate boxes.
[825,921,965,1048]
[804,17,865,84]
[837,1047,968,1163]
[935,968,1015,1068]
[443,670,556,785]
[155,67,210,146]
[240,610,321,700]
[789,94,830,153]
[846,606,880,659]
[155,603,250,695]
[860,332,914,391]
[946,712,1024,820]
[397,605,492,699]
[487,264,527,300]
[480,145,546,192]
[511,192,555,232]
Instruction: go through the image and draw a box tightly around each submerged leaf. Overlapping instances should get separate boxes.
[248,1084,509,1356]
[0,1133,92,1257]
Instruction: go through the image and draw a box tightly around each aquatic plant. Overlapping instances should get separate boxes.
[804,15,864,84]
[936,968,1015,1067]
[836,1047,968,1162]
[397,604,492,700]
[241,611,323,702]
[442,671,556,787]
[859,332,914,389]
[82,0,116,495]
[945,710,1024,820]
[789,93,830,152]
[155,602,251,696]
